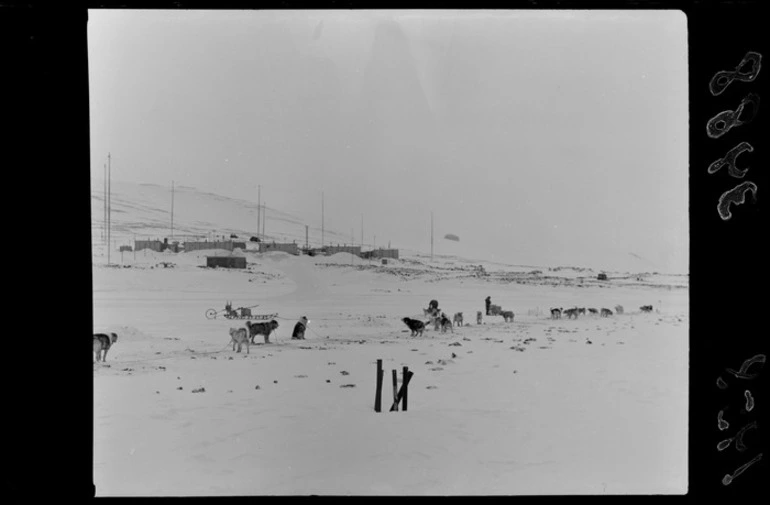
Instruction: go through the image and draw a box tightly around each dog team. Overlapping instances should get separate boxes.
[403,297,658,338]
[228,316,311,353]
[549,304,653,319]
[95,300,660,361]
[93,315,311,361]
[403,296,517,338]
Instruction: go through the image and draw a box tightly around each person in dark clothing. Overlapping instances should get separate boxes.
[429,299,439,312]
[485,296,491,316]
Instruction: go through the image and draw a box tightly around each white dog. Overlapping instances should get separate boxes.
[229,327,250,354]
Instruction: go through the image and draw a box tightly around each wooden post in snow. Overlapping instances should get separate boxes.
[374,359,383,412]
[390,371,414,412]
[392,369,398,412]
[402,366,409,411]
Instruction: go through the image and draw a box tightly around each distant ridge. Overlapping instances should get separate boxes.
[91,178,686,276]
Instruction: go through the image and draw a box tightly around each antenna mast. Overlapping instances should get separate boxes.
[103,162,107,244]
[430,211,433,261]
[321,192,325,247]
[107,153,112,265]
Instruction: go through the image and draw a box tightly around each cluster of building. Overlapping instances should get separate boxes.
[304,244,399,260]
[133,237,399,269]
[133,238,248,253]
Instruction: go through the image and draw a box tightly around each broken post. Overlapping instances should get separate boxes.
[390,371,414,412]
[402,366,409,411]
[375,359,383,412]
[392,369,398,412]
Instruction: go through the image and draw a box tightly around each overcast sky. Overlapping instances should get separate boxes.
[89,10,688,273]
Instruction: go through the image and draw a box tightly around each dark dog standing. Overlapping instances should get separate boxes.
[439,313,454,333]
[245,320,280,344]
[402,317,428,337]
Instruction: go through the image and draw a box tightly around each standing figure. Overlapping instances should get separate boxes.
[485,296,491,316]
[477,311,483,324]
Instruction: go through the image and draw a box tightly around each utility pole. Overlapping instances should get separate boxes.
[321,192,325,248]
[430,211,433,262]
[103,162,107,244]
[305,225,309,250]
[107,153,111,265]
[257,185,261,239]
[262,202,266,241]
[361,214,364,250]
[171,180,174,239]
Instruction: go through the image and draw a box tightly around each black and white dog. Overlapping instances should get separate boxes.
[291,317,309,340]
[245,320,280,344]
[402,317,429,337]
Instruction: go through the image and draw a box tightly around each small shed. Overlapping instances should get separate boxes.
[597,273,608,281]
[206,256,247,269]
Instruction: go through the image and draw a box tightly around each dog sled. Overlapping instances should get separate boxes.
[205,301,278,321]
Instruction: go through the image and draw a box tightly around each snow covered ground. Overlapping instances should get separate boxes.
[93,246,687,496]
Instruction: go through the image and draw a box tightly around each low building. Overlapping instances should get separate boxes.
[325,245,362,257]
[206,256,247,269]
[184,241,236,252]
[362,248,399,260]
[135,240,162,252]
[259,242,300,255]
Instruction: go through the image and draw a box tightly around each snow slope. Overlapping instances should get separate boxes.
[93,245,687,496]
